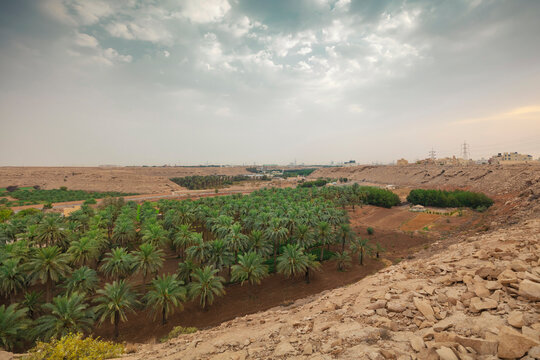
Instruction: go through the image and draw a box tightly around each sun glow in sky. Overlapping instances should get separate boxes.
[1,0,539,165]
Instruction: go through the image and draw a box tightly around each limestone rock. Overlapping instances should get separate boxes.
[413,298,436,322]
[274,341,295,357]
[528,346,540,359]
[498,269,518,285]
[519,279,540,301]
[368,300,387,310]
[455,335,498,355]
[497,326,540,359]
[469,297,497,313]
[410,335,425,352]
[387,301,407,313]
[508,311,525,328]
[436,346,459,360]
[0,351,13,360]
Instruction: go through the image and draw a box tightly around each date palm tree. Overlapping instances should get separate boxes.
[141,223,168,248]
[292,223,313,249]
[332,251,352,271]
[35,215,68,249]
[67,236,100,267]
[186,234,210,265]
[316,221,332,261]
[0,304,30,351]
[177,260,197,284]
[63,266,99,296]
[304,253,321,284]
[247,230,272,257]
[27,246,71,302]
[225,223,248,262]
[265,218,288,264]
[172,224,197,259]
[374,242,385,259]
[22,290,44,319]
[100,247,135,281]
[188,266,225,310]
[337,223,355,252]
[94,280,138,339]
[112,218,136,247]
[34,292,94,341]
[276,244,308,279]
[231,252,268,286]
[350,238,372,265]
[207,239,233,273]
[133,242,164,287]
[0,258,27,303]
[144,274,186,325]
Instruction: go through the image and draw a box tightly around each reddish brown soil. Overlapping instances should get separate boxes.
[400,213,441,232]
[93,208,438,344]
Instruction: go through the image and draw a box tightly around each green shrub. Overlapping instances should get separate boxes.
[366,227,374,235]
[83,198,97,205]
[298,179,329,188]
[170,175,251,190]
[24,333,124,360]
[160,326,197,342]
[407,189,493,209]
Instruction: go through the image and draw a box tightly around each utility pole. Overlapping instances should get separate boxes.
[429,147,436,160]
[461,141,469,160]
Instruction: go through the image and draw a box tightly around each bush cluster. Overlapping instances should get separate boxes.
[24,333,124,360]
[298,179,329,188]
[406,189,493,210]
[0,189,136,207]
[169,175,252,190]
[160,326,197,342]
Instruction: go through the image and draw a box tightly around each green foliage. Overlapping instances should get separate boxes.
[0,303,31,351]
[34,292,94,341]
[2,189,136,206]
[24,333,124,360]
[100,247,135,281]
[188,266,225,309]
[27,246,71,302]
[63,267,99,296]
[0,258,27,301]
[282,168,317,177]
[231,252,268,285]
[170,175,251,190]
[407,189,493,209]
[366,227,374,235]
[94,280,138,339]
[133,242,164,286]
[144,274,186,325]
[298,178,329,188]
[0,206,13,223]
[160,326,197,342]
[332,251,352,271]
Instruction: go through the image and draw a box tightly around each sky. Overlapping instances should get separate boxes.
[1,0,540,166]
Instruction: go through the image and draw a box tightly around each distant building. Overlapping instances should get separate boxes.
[396,158,408,166]
[410,205,425,212]
[489,152,534,164]
[344,160,356,167]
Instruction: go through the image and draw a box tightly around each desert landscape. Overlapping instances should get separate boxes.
[2,1,540,359]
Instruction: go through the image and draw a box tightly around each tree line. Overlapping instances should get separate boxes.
[169,175,253,190]
[406,189,493,210]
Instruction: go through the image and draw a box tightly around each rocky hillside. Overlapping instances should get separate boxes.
[312,164,540,224]
[121,217,540,360]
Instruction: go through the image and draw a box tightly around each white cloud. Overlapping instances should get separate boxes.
[298,47,312,55]
[70,0,112,25]
[74,32,99,48]
[106,20,172,44]
[180,0,231,23]
[377,9,421,32]
[163,50,170,58]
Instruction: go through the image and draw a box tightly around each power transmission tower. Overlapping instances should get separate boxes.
[429,147,436,160]
[461,141,469,160]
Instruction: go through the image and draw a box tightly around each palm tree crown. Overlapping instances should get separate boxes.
[144,274,186,325]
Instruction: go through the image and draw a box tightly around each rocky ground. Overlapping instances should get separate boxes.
[120,217,540,360]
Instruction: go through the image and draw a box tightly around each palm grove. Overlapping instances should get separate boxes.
[0,185,399,351]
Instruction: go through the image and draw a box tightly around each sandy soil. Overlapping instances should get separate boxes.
[0,166,252,193]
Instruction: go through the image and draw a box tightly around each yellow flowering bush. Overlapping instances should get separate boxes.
[160,326,197,342]
[24,333,124,360]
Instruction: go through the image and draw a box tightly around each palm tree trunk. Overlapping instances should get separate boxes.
[114,311,120,339]
[360,250,364,265]
[320,245,324,261]
[273,240,278,264]
[341,237,345,252]
[305,268,310,284]
[46,277,53,302]
[162,307,167,325]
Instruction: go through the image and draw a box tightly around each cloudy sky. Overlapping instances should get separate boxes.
[1,0,539,166]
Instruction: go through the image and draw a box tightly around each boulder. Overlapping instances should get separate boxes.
[413,298,436,322]
[528,346,540,359]
[497,326,540,359]
[498,269,518,284]
[368,300,387,310]
[455,335,498,355]
[473,282,491,298]
[519,279,540,301]
[469,297,498,313]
